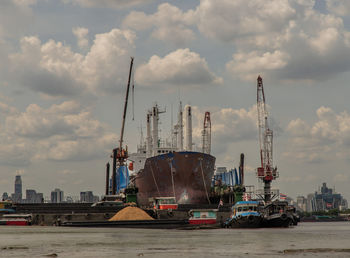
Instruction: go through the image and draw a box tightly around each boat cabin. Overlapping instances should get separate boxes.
[188,209,218,225]
[232,201,261,218]
[151,197,178,210]
[263,200,289,215]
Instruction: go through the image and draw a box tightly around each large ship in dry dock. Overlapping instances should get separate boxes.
[130,103,215,206]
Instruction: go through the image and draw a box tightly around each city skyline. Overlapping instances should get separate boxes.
[0,1,350,200]
[2,174,99,203]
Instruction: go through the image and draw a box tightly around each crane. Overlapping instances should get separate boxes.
[111,57,134,195]
[256,76,278,203]
[202,112,211,154]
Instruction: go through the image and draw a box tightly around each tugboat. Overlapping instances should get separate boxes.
[223,201,263,228]
[261,201,296,227]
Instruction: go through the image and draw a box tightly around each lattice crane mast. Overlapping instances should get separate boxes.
[256,76,278,203]
[202,112,211,154]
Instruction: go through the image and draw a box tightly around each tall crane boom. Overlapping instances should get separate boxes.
[256,76,278,203]
[119,57,134,154]
[111,57,134,195]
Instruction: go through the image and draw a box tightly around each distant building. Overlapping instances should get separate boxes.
[25,189,43,203]
[51,188,64,203]
[11,175,22,203]
[296,196,307,212]
[2,192,9,201]
[340,199,348,211]
[306,194,314,212]
[80,191,99,203]
[65,196,74,203]
[80,191,93,202]
[285,196,295,206]
[300,183,348,212]
[93,195,100,203]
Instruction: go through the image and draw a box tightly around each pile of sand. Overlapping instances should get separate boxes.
[109,207,154,221]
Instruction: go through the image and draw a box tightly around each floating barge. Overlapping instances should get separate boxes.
[62,219,189,229]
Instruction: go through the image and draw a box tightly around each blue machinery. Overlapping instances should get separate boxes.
[212,167,243,187]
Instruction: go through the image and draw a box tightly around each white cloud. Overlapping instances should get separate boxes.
[188,0,350,82]
[8,28,136,96]
[55,0,350,84]
[190,105,258,155]
[135,48,222,90]
[285,107,350,163]
[123,3,196,45]
[63,0,153,9]
[73,27,89,49]
[194,0,296,45]
[0,100,118,164]
[226,50,290,81]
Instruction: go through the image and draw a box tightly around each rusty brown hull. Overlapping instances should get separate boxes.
[135,151,216,206]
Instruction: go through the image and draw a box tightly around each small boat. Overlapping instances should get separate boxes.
[261,201,296,227]
[224,201,263,228]
[188,209,218,225]
[0,214,32,226]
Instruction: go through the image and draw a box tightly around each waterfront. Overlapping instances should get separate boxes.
[0,222,350,257]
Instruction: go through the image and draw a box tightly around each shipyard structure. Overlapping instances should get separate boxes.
[129,103,216,206]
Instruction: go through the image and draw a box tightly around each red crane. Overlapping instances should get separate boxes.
[256,76,278,203]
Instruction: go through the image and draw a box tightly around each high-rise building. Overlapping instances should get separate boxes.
[296,196,307,212]
[306,194,314,212]
[51,188,64,203]
[25,189,43,203]
[11,175,22,203]
[80,191,95,203]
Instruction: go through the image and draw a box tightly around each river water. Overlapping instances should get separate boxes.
[0,222,350,257]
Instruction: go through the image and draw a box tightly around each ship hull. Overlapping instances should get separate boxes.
[135,152,215,206]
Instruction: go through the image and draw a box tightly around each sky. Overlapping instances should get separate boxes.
[1,0,350,201]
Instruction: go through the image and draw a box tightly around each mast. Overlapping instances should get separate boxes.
[185,105,192,151]
[152,105,159,156]
[177,102,183,151]
[146,113,152,158]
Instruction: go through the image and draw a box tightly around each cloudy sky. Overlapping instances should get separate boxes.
[1,0,350,201]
